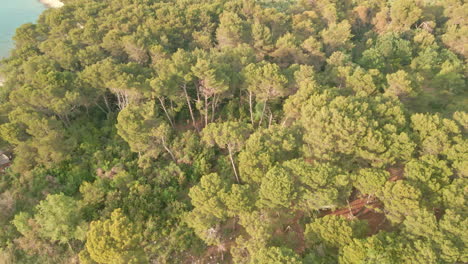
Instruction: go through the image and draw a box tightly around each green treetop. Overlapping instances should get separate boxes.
[34,193,87,244]
[82,208,147,264]
[202,121,253,183]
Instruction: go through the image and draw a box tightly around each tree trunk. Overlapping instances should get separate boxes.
[195,81,201,102]
[58,114,71,127]
[228,145,240,183]
[103,94,111,113]
[249,91,254,124]
[204,94,209,127]
[64,114,71,126]
[268,110,273,128]
[67,241,75,254]
[211,94,218,122]
[116,92,122,110]
[281,118,288,127]
[158,97,175,128]
[95,102,108,114]
[258,99,268,127]
[115,90,130,110]
[161,137,177,163]
[239,87,243,109]
[123,91,131,109]
[182,84,198,132]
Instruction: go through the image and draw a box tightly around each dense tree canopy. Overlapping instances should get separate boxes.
[0,0,466,263]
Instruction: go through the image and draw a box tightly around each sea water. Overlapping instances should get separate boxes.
[0,0,46,58]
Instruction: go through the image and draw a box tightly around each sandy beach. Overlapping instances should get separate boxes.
[39,0,64,8]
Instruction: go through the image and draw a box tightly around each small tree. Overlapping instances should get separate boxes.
[116,101,176,163]
[390,0,422,32]
[84,209,147,264]
[305,215,368,249]
[216,11,248,48]
[249,246,302,264]
[404,156,452,208]
[186,173,229,245]
[192,56,231,126]
[284,159,352,211]
[243,62,288,126]
[34,193,87,245]
[353,168,389,198]
[410,113,461,156]
[385,70,415,99]
[202,121,253,183]
[300,95,415,167]
[238,125,301,184]
[378,181,422,224]
[321,20,353,53]
[258,166,296,209]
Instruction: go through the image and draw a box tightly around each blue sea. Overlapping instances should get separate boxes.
[0,0,46,58]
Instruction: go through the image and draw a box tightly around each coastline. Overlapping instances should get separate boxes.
[38,0,64,8]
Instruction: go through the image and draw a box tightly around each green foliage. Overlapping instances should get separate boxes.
[283,65,321,121]
[0,111,75,173]
[360,33,413,73]
[223,184,255,216]
[437,209,468,263]
[353,168,389,195]
[243,62,288,102]
[305,215,368,249]
[216,11,248,48]
[321,20,353,53]
[0,0,466,262]
[404,156,452,207]
[185,173,229,245]
[442,178,467,210]
[258,166,296,209]
[83,209,148,264]
[340,232,437,264]
[340,66,379,96]
[34,193,87,244]
[249,246,302,264]
[385,70,416,98]
[390,0,422,31]
[301,95,415,166]
[270,33,308,66]
[116,101,173,164]
[410,113,462,156]
[243,61,288,125]
[378,181,422,224]
[202,121,253,154]
[188,173,228,219]
[202,121,252,182]
[12,212,33,236]
[238,126,301,184]
[284,159,351,211]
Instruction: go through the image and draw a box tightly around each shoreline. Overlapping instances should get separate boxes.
[0,0,64,73]
[38,0,64,8]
